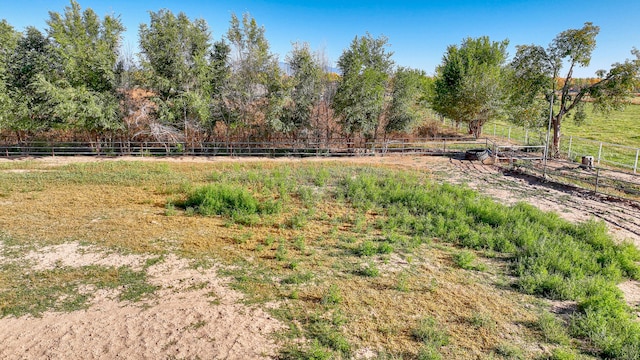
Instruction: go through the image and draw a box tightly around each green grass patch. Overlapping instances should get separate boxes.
[0,264,157,317]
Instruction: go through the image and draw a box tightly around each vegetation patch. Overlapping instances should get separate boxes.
[0,264,156,317]
[1,160,638,358]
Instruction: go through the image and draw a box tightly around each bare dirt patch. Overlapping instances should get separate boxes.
[0,243,283,360]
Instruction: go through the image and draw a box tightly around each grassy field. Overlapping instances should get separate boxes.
[485,104,640,169]
[488,103,640,148]
[1,159,639,359]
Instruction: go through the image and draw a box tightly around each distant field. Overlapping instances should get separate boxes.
[562,103,640,148]
[488,103,640,149]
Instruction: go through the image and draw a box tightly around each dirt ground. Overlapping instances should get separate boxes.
[1,154,639,359]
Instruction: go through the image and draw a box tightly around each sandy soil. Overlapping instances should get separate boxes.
[0,243,283,360]
[1,154,639,357]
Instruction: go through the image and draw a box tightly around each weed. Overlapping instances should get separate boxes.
[495,343,524,359]
[377,241,394,254]
[358,261,380,277]
[417,345,442,360]
[537,311,570,345]
[357,240,377,257]
[287,211,309,229]
[308,319,351,355]
[321,284,341,306]
[0,265,157,317]
[293,236,306,252]
[264,235,276,247]
[186,320,207,330]
[396,271,410,292]
[282,272,313,285]
[412,316,449,347]
[549,347,578,360]
[280,340,332,360]
[276,242,288,262]
[469,311,495,330]
[164,202,177,216]
[181,184,263,217]
[453,250,480,270]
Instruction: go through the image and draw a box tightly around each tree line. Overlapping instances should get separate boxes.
[1,1,638,155]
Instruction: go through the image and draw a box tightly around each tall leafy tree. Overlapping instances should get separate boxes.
[0,20,19,133]
[385,67,430,136]
[332,33,394,141]
[431,36,509,137]
[509,22,640,155]
[225,13,282,140]
[270,42,324,137]
[5,27,61,134]
[40,0,124,137]
[139,9,212,138]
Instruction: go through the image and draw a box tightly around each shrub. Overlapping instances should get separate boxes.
[183,184,259,217]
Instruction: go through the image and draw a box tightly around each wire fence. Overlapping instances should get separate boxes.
[487,123,640,174]
[503,159,640,202]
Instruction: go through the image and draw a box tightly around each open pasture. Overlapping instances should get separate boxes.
[0,156,639,359]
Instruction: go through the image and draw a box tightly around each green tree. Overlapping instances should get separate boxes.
[270,42,324,138]
[139,9,212,141]
[47,0,124,92]
[332,33,394,142]
[4,27,61,136]
[510,22,640,155]
[385,67,430,136]
[431,36,509,137]
[0,20,19,133]
[40,0,124,138]
[225,13,283,140]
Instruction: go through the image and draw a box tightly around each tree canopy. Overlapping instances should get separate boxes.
[509,22,640,155]
[431,36,509,137]
[332,33,394,140]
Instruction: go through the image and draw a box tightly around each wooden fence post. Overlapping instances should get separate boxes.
[634,149,639,174]
[567,136,573,159]
[597,142,603,165]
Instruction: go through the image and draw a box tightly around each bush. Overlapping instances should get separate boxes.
[183,184,259,217]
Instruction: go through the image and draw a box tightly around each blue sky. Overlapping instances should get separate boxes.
[2,0,639,77]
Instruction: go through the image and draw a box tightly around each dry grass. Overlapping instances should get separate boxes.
[0,158,603,359]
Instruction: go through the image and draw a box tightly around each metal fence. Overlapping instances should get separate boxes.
[504,159,640,202]
[562,136,640,174]
[487,123,640,174]
[0,138,495,158]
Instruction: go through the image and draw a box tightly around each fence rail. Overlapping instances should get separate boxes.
[0,138,495,158]
[503,158,640,202]
[487,123,640,174]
